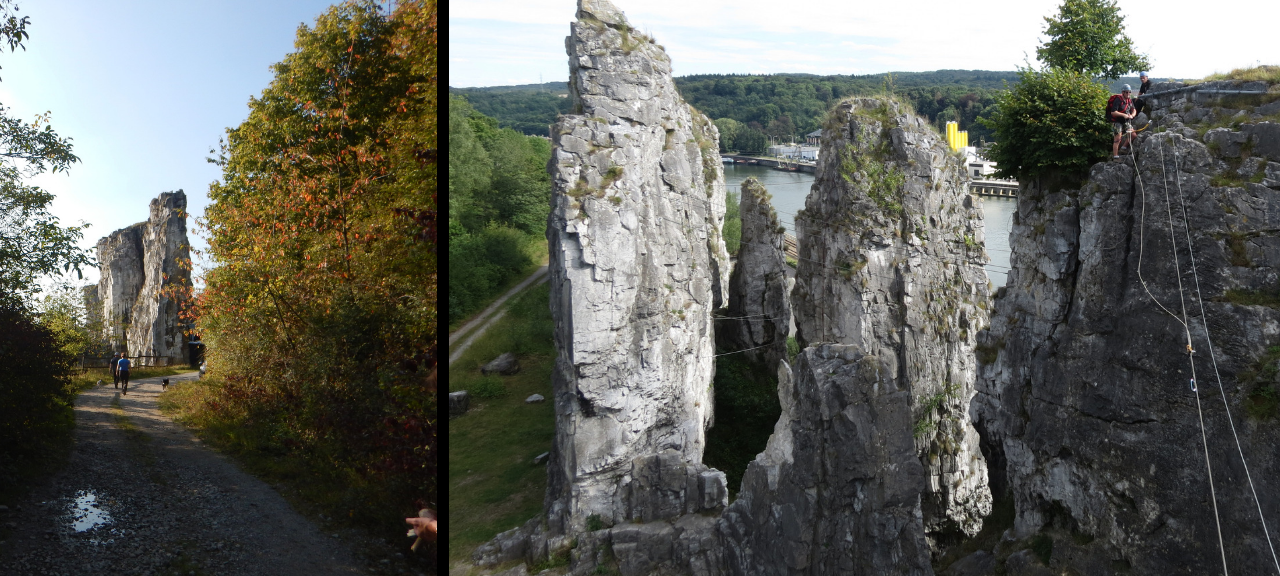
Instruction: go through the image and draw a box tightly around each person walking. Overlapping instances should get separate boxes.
[110,352,121,388]
[1108,84,1136,159]
[118,354,132,395]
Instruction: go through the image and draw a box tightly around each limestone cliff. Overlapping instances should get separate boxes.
[974,81,1280,573]
[721,177,791,372]
[786,97,993,545]
[542,0,729,539]
[96,190,190,364]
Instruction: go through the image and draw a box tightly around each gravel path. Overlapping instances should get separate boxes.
[0,372,371,575]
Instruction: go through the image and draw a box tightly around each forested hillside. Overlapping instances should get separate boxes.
[451,70,1025,148]
[448,96,552,323]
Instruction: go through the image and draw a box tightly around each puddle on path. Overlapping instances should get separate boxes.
[68,490,112,533]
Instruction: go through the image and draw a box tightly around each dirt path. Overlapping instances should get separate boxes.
[448,265,548,366]
[0,372,369,575]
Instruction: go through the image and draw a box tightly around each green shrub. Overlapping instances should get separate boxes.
[0,303,78,503]
[723,190,742,255]
[471,375,508,399]
[981,67,1112,182]
[449,223,539,322]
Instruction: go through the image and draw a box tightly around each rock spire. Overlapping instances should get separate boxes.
[543,0,730,538]
[96,190,191,364]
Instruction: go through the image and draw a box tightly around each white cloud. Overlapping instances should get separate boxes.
[451,0,1280,87]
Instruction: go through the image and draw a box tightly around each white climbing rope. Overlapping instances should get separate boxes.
[1131,149,1188,328]
[1167,139,1280,574]
[1147,140,1229,574]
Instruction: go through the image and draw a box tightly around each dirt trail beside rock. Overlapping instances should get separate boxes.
[0,372,366,575]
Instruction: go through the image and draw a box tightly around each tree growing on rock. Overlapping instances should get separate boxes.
[983,0,1142,182]
[1036,0,1149,80]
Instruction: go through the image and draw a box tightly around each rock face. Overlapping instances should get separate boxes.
[543,0,730,539]
[722,177,792,372]
[720,346,933,574]
[975,81,1280,572]
[787,97,993,544]
[96,190,190,364]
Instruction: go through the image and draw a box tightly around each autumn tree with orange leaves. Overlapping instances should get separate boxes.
[194,0,436,533]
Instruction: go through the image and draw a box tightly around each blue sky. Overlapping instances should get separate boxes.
[449,0,1280,88]
[0,0,364,290]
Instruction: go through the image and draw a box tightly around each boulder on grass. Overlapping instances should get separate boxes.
[481,352,520,375]
[449,390,470,418]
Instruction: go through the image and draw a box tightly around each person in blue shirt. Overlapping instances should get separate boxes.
[118,355,132,395]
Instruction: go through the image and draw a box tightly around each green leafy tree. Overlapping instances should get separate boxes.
[981,67,1111,181]
[448,96,491,230]
[1036,0,1149,80]
[198,0,437,533]
[714,117,742,152]
[0,0,88,305]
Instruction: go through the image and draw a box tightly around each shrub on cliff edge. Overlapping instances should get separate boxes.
[981,67,1111,182]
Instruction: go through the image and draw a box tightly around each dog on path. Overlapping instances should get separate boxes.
[162,378,169,391]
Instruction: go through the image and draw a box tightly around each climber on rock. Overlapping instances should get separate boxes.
[1108,84,1136,160]
[1134,72,1152,118]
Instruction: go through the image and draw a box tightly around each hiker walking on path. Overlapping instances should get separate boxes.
[118,355,132,395]
[110,352,121,388]
[1109,84,1136,159]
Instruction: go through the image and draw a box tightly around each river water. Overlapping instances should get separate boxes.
[723,164,1016,287]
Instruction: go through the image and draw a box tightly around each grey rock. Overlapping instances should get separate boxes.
[625,450,725,523]
[976,92,1280,572]
[1004,549,1052,575]
[789,96,992,540]
[719,347,932,575]
[449,390,470,418]
[95,190,191,365]
[493,564,530,576]
[472,517,538,567]
[482,352,521,376]
[940,550,995,576]
[543,0,729,537]
[721,177,792,372]
[611,522,675,576]
[525,393,546,404]
[1247,121,1280,162]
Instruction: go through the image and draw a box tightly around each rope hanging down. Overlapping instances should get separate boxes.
[1165,139,1280,574]
[1131,145,1228,574]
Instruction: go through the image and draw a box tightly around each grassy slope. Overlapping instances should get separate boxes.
[448,282,556,565]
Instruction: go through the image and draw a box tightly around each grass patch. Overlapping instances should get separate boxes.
[975,339,1004,365]
[703,352,782,498]
[1201,65,1280,84]
[1221,288,1280,308]
[448,282,556,565]
[1226,231,1252,267]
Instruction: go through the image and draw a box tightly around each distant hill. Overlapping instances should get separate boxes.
[451,70,1153,142]
[451,81,569,94]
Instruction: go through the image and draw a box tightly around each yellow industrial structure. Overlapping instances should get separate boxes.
[945,121,968,151]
